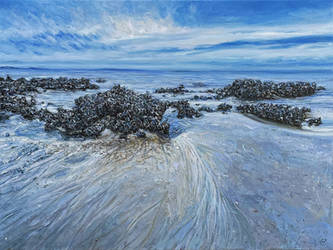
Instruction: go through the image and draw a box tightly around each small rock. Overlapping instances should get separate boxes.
[167,100,201,118]
[192,82,206,87]
[155,84,189,95]
[217,103,232,113]
[307,117,322,126]
[136,130,146,138]
[198,106,214,113]
[96,78,106,83]
[119,134,128,140]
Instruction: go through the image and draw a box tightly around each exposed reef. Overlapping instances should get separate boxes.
[0,95,38,120]
[38,85,170,138]
[211,79,325,100]
[0,76,98,95]
[237,103,322,127]
[0,76,324,138]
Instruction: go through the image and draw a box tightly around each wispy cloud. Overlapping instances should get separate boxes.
[0,0,332,69]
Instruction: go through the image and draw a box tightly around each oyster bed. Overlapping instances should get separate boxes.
[0,76,325,138]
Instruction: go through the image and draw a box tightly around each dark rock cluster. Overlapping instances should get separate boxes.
[209,79,325,100]
[0,75,100,125]
[38,85,170,138]
[192,82,207,87]
[193,95,214,101]
[0,76,98,95]
[0,75,324,138]
[0,95,38,120]
[96,78,107,83]
[217,103,232,113]
[237,103,321,127]
[197,103,232,113]
[167,100,202,119]
[155,84,189,95]
[198,106,215,113]
[307,117,322,126]
[0,75,205,138]
[0,112,10,121]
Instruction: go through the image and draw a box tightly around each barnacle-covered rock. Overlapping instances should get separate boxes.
[167,100,201,119]
[209,79,325,100]
[37,85,170,137]
[217,103,232,113]
[155,84,189,95]
[237,103,321,127]
[0,76,98,95]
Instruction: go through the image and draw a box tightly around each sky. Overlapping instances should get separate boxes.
[0,0,332,70]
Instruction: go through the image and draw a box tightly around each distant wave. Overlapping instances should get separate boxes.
[1,66,332,75]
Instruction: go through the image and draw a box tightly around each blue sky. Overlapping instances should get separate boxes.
[0,0,332,70]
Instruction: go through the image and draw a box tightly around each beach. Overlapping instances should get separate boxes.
[1,67,333,248]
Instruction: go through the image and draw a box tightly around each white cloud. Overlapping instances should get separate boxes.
[1,7,332,69]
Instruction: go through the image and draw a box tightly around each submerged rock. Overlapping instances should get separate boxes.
[237,103,321,127]
[196,103,232,114]
[198,106,215,113]
[209,79,325,100]
[96,78,107,83]
[192,82,207,87]
[155,84,189,95]
[0,112,10,121]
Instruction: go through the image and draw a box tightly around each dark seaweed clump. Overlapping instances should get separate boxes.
[155,84,189,95]
[237,103,321,127]
[210,79,325,100]
[38,85,170,138]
